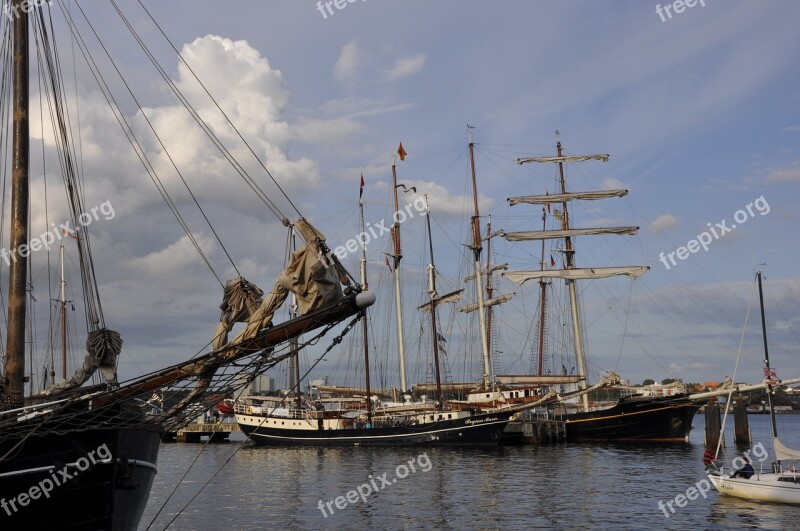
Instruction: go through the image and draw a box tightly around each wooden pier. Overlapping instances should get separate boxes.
[503,417,566,444]
[163,422,241,443]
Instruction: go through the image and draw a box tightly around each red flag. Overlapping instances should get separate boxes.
[385,257,392,270]
[63,229,78,240]
[765,368,778,379]
[359,174,365,202]
[546,190,551,213]
[397,142,407,161]
[550,255,556,267]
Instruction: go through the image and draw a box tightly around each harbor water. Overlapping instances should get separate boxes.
[141,414,800,530]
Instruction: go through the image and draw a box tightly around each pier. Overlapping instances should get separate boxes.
[503,416,566,444]
[163,422,241,443]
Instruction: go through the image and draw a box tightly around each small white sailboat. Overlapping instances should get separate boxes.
[707,271,800,504]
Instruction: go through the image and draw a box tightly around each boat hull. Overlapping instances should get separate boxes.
[237,410,513,446]
[0,426,160,530]
[709,472,800,504]
[563,395,702,442]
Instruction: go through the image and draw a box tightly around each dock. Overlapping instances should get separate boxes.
[163,422,241,443]
[503,416,566,444]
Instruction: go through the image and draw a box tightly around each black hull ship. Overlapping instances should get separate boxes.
[563,394,702,443]
[237,406,514,447]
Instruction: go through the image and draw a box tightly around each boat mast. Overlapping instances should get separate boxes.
[467,126,492,391]
[4,0,30,408]
[289,234,301,408]
[423,195,444,408]
[756,271,779,444]
[536,206,548,375]
[60,244,67,380]
[359,179,373,422]
[391,156,408,394]
[556,132,589,411]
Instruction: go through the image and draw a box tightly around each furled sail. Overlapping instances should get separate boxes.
[773,437,800,461]
[508,189,628,206]
[458,292,515,313]
[464,263,508,281]
[517,154,609,165]
[503,266,649,284]
[39,329,123,396]
[418,289,464,312]
[500,226,639,241]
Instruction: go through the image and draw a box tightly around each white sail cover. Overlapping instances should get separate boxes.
[458,292,515,313]
[773,437,800,461]
[418,289,464,312]
[503,266,649,284]
[501,226,639,241]
[517,154,609,165]
[508,189,628,205]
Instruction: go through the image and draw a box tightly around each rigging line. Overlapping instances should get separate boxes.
[133,0,302,220]
[158,313,363,530]
[613,281,635,372]
[70,2,240,277]
[54,3,224,288]
[110,0,288,224]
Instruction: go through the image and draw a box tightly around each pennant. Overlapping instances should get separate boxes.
[764,368,778,379]
[359,174,365,201]
[62,228,79,240]
[550,255,556,268]
[436,333,447,343]
[385,257,392,271]
[546,190,551,213]
[397,142,407,161]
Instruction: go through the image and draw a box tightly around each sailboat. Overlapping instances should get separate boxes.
[707,272,800,504]
[0,2,374,528]
[456,130,703,442]
[235,153,520,446]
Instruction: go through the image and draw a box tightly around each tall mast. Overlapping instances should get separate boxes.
[556,132,589,410]
[359,177,372,422]
[485,217,494,376]
[467,126,492,390]
[4,0,30,408]
[423,195,444,408]
[60,245,67,380]
[757,271,779,443]
[391,156,408,394]
[289,234,301,408]
[536,206,548,375]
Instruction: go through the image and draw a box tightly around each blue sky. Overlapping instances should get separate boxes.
[8,1,800,392]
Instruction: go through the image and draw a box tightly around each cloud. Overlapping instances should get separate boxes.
[780,125,800,133]
[763,160,800,184]
[334,41,361,84]
[385,53,426,81]
[650,214,679,233]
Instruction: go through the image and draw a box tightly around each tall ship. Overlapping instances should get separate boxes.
[235,146,520,446]
[0,2,373,528]
[453,130,703,442]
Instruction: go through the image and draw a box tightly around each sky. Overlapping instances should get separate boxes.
[3,0,800,393]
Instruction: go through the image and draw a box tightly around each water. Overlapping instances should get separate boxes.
[140,414,800,530]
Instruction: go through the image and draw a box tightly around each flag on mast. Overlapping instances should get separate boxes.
[359,173,365,204]
[397,142,407,161]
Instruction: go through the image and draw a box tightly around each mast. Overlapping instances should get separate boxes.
[4,0,30,408]
[289,234,301,408]
[556,132,590,411]
[60,245,67,380]
[467,126,492,390]
[359,178,373,422]
[423,195,444,408]
[536,206,548,375]
[391,157,408,394]
[757,271,779,444]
